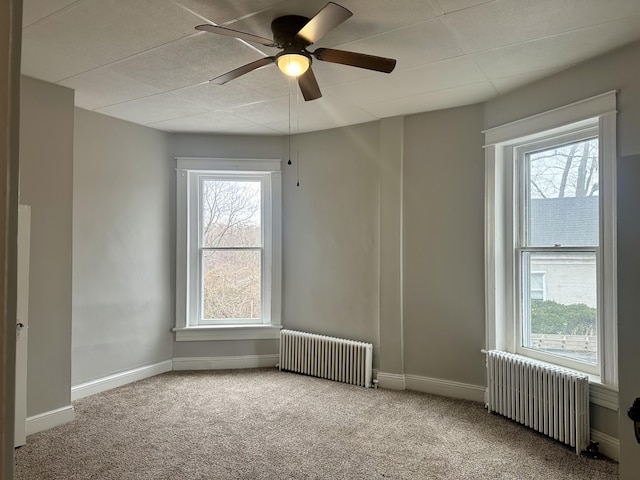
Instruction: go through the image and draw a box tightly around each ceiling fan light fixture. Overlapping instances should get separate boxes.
[277,53,310,77]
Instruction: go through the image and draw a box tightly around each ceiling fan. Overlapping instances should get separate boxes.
[195,2,397,101]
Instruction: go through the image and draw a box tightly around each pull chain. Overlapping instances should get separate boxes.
[287,77,292,165]
[296,83,300,186]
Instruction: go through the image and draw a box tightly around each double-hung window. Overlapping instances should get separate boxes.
[174,158,282,341]
[484,91,617,391]
[516,130,600,373]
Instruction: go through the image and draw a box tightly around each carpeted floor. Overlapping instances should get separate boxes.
[15,368,618,479]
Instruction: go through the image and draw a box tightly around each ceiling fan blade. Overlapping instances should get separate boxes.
[298,68,322,101]
[297,2,353,45]
[196,24,277,47]
[211,57,276,84]
[314,48,396,73]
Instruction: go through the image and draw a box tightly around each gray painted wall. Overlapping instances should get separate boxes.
[172,339,279,358]
[72,109,173,385]
[169,133,284,160]
[402,104,486,386]
[378,117,404,375]
[19,76,74,416]
[282,123,381,367]
[484,40,640,478]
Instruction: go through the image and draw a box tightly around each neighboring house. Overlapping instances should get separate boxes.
[530,196,598,308]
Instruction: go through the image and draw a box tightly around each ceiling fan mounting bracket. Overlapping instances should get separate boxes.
[271,15,311,49]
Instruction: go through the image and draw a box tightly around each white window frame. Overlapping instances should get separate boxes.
[195,173,267,326]
[174,158,282,341]
[484,91,618,399]
[514,128,600,375]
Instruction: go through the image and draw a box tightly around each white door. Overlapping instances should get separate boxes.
[15,205,30,447]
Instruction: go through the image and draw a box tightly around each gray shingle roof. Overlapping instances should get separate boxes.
[530,196,598,246]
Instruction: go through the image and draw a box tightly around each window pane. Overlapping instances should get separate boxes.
[526,138,599,247]
[202,250,261,320]
[201,180,261,248]
[530,272,545,300]
[522,252,597,364]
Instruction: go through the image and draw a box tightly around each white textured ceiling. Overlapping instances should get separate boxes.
[21,0,640,135]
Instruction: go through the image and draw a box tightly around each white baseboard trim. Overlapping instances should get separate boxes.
[172,354,279,371]
[71,360,173,401]
[373,372,485,402]
[405,374,486,403]
[376,372,406,390]
[26,405,75,436]
[590,429,620,462]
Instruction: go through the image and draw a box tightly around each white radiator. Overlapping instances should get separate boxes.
[279,329,373,388]
[486,350,590,454]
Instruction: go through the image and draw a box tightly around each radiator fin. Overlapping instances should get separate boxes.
[279,329,373,388]
[487,350,589,454]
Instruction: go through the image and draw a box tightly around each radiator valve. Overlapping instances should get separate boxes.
[583,441,600,459]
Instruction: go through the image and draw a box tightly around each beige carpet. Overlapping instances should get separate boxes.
[15,368,618,479]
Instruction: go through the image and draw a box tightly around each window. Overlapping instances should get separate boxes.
[174,158,282,341]
[199,177,263,324]
[484,91,617,389]
[517,132,599,371]
[530,272,546,301]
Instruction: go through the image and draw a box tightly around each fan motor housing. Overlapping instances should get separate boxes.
[271,15,311,49]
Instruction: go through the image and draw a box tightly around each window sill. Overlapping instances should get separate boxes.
[173,325,282,341]
[588,380,618,411]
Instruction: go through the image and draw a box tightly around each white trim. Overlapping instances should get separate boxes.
[71,360,173,401]
[589,383,619,411]
[483,91,617,146]
[484,144,498,352]
[599,111,618,388]
[175,167,188,329]
[404,374,485,403]
[174,324,282,341]
[175,157,283,334]
[270,172,283,327]
[26,405,75,436]
[172,354,279,370]
[176,157,281,172]
[376,372,406,390]
[590,429,620,461]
